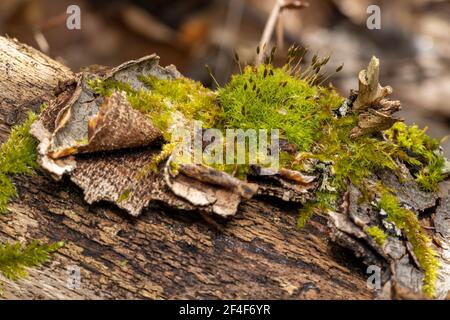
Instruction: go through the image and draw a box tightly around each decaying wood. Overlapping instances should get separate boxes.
[350,56,403,138]
[0,36,448,300]
[0,35,374,299]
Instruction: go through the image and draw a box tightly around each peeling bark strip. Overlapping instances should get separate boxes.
[0,36,448,300]
[0,36,374,299]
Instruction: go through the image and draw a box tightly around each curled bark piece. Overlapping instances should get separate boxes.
[30,119,77,179]
[105,54,181,90]
[39,54,180,161]
[47,74,102,158]
[47,88,161,159]
[249,165,317,203]
[79,91,161,154]
[70,149,195,216]
[30,79,82,178]
[166,171,242,218]
[165,159,258,218]
[279,168,316,185]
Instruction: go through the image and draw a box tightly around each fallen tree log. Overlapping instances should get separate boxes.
[0,36,447,300]
[0,36,372,300]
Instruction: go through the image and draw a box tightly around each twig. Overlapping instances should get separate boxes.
[255,0,309,66]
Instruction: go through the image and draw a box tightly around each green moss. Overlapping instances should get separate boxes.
[0,240,64,282]
[296,112,412,226]
[88,78,135,97]
[89,76,221,141]
[215,64,431,232]
[379,192,439,297]
[297,191,338,228]
[217,65,326,152]
[0,112,38,213]
[313,115,412,190]
[366,226,388,246]
[385,122,445,191]
[0,111,64,291]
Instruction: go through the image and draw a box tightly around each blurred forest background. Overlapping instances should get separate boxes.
[1,0,449,155]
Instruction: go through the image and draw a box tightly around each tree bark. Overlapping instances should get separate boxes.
[0,36,373,299]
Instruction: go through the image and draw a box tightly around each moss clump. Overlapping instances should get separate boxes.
[385,122,445,191]
[366,226,388,246]
[87,78,135,97]
[294,105,412,227]
[313,116,415,190]
[0,112,39,213]
[0,240,63,283]
[379,192,439,297]
[89,76,221,141]
[217,65,330,152]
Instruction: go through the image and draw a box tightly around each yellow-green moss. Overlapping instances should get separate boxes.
[295,104,413,227]
[89,76,221,141]
[0,240,64,282]
[385,122,445,192]
[217,65,329,152]
[0,112,38,213]
[87,78,135,97]
[314,116,415,190]
[297,191,338,228]
[365,226,388,246]
[379,192,439,297]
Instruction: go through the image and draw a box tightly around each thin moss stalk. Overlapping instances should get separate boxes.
[365,226,388,246]
[0,240,64,282]
[385,122,445,191]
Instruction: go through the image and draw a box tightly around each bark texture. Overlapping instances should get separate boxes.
[0,35,379,299]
